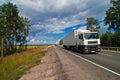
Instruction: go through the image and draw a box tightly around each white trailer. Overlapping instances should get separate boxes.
[62,30,101,53]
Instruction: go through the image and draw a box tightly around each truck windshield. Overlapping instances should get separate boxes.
[84,33,99,39]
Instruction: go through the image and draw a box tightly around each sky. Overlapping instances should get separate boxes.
[0,0,111,44]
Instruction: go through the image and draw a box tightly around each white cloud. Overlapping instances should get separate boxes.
[11,0,44,11]
[30,39,36,43]
[52,30,64,34]
[3,0,110,44]
[29,35,53,41]
[11,0,110,21]
[29,38,47,44]
[72,27,76,30]
[13,0,81,13]
[27,35,54,44]
[30,39,42,43]
[30,17,81,34]
[55,39,60,44]
[78,26,87,30]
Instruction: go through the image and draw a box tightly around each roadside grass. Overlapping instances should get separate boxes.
[25,46,41,49]
[0,46,48,80]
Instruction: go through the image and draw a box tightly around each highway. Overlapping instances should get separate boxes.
[58,46,120,78]
[71,50,120,75]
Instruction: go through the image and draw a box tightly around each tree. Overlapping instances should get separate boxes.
[86,17,100,32]
[23,18,30,49]
[16,16,30,50]
[0,2,30,56]
[1,2,19,54]
[0,7,6,57]
[112,30,120,47]
[100,31,120,47]
[59,40,63,45]
[104,0,120,31]
[100,31,112,46]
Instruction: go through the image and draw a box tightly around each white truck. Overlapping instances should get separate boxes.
[62,30,101,53]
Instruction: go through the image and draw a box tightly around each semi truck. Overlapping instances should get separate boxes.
[62,30,101,53]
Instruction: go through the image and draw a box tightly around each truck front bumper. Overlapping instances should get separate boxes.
[83,45,101,53]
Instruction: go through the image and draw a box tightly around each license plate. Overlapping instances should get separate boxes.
[91,51,95,53]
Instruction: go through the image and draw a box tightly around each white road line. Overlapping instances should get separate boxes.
[99,53,112,57]
[64,50,120,77]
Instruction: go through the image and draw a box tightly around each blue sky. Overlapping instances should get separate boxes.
[0,0,111,44]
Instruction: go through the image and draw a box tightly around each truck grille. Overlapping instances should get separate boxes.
[88,46,97,51]
[88,41,97,44]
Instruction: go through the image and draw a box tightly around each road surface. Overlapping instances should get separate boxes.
[19,45,120,80]
[72,50,120,74]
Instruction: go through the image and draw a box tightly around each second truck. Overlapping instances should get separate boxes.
[62,30,101,53]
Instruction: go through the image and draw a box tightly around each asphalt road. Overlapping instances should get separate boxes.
[72,50,120,74]
[58,46,120,78]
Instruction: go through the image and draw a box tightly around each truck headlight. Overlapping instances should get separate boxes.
[85,47,88,49]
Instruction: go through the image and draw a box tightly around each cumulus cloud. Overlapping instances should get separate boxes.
[28,36,52,44]
[30,17,81,35]
[1,0,110,44]
[11,0,110,21]
[78,26,87,30]
[11,0,110,25]
[27,34,54,44]
[30,39,36,43]
[29,38,47,44]
[55,39,60,44]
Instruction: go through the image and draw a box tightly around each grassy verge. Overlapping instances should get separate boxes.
[0,46,47,80]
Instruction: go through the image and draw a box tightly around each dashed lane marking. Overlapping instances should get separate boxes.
[99,53,112,57]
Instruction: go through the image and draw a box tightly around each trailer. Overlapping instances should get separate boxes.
[62,30,101,53]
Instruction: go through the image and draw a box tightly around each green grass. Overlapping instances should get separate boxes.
[0,46,47,80]
[1,66,27,80]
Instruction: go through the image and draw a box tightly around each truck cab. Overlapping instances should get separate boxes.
[76,30,101,53]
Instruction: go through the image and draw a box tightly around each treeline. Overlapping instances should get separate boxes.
[0,2,30,57]
[100,31,120,47]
